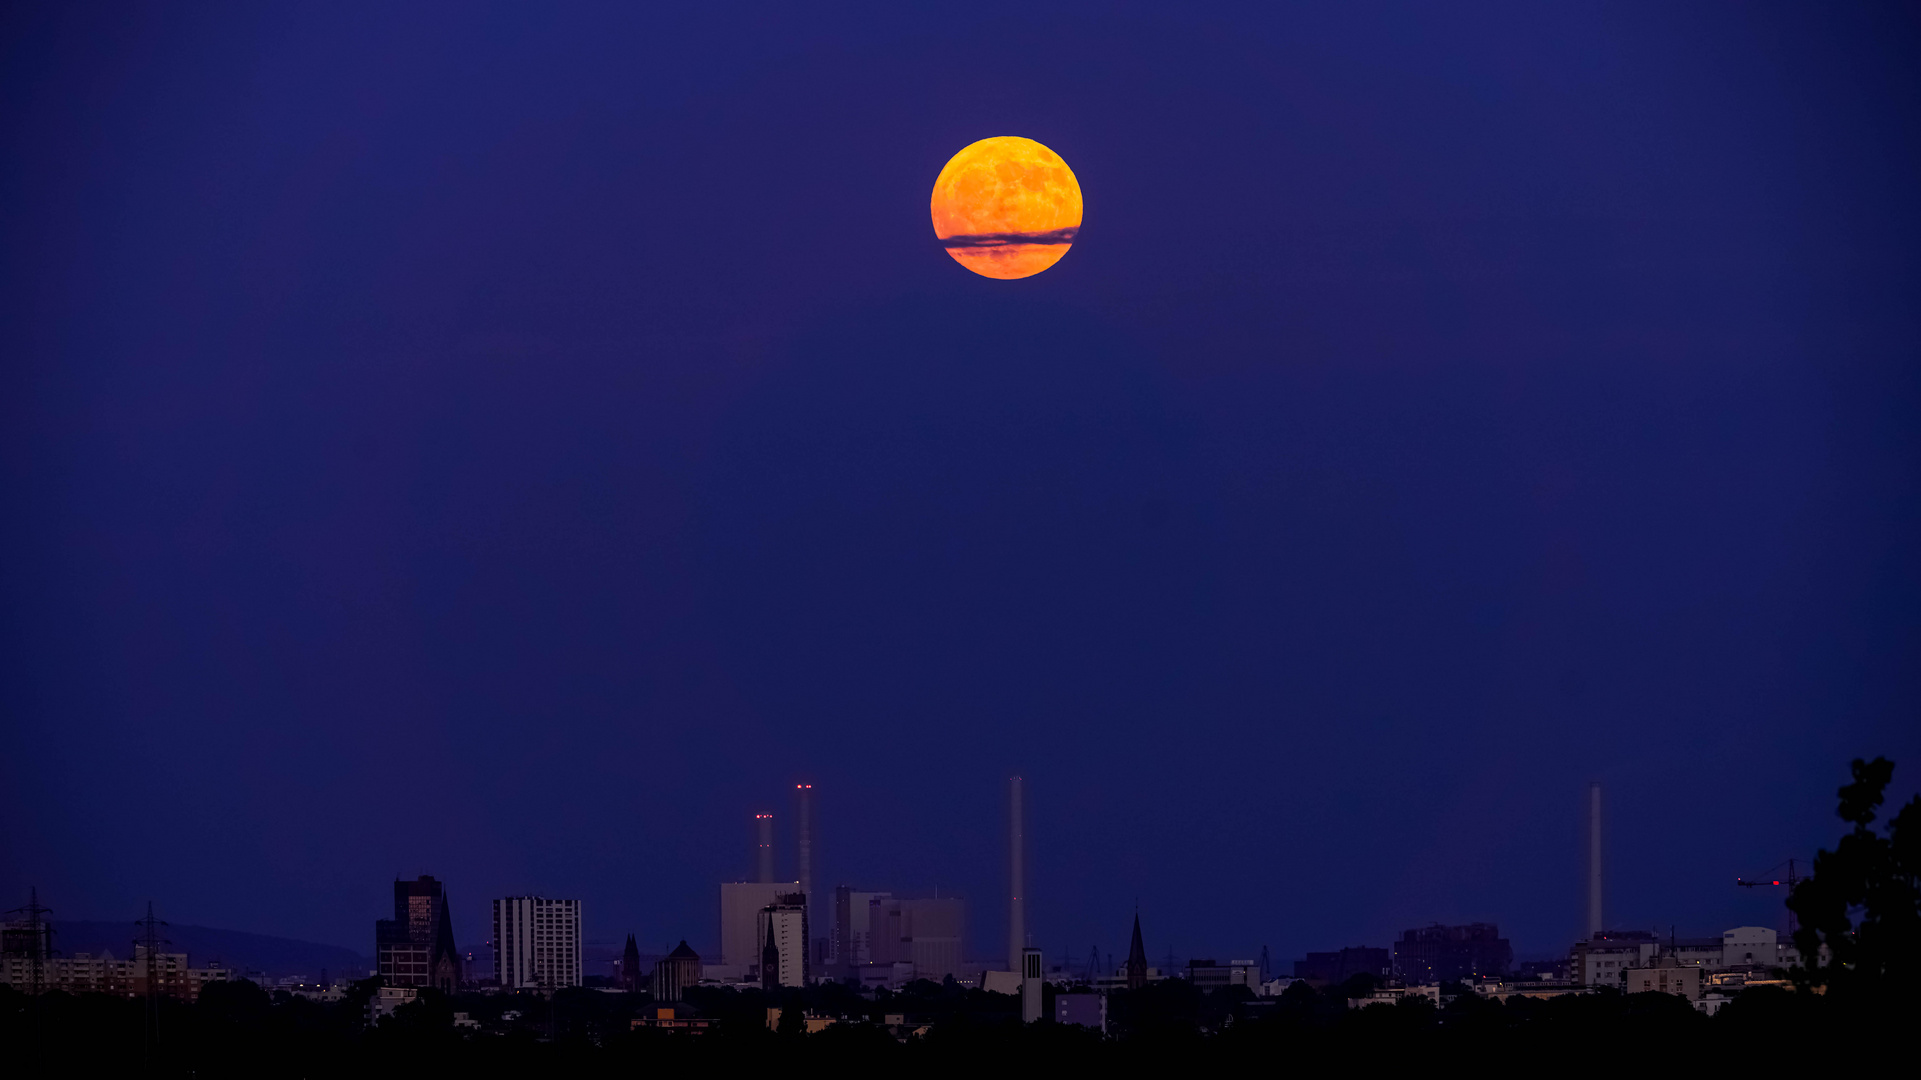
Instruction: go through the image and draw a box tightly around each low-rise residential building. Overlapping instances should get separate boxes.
[1568,931,1658,986]
[369,985,417,1020]
[1056,992,1106,1030]
[1259,977,1305,997]
[1470,977,1587,1002]
[631,1006,713,1032]
[1187,959,1261,991]
[0,947,229,1000]
[1623,957,1702,1000]
[1666,937,1724,969]
[1720,926,1777,968]
[1350,982,1441,1008]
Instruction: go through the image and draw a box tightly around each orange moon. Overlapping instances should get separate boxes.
[930,137,1082,280]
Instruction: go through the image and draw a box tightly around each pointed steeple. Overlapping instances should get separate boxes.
[621,934,641,991]
[762,917,781,991]
[1125,912,1148,990]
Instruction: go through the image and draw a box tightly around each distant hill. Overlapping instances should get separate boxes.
[51,922,373,980]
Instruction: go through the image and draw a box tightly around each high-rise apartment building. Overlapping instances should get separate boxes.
[492,896,582,990]
[720,881,801,969]
[375,876,461,991]
[757,894,808,988]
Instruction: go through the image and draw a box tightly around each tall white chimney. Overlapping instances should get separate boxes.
[1009,775,1025,973]
[1587,781,1603,938]
[796,785,815,917]
[756,813,774,883]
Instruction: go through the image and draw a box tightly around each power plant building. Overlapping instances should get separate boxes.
[864,896,966,981]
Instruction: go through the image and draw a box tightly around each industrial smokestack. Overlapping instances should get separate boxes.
[1587,781,1603,938]
[796,784,815,917]
[756,813,774,884]
[1009,775,1025,973]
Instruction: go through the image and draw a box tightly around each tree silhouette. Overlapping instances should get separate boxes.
[1786,756,1920,997]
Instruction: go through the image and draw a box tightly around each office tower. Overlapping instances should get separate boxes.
[757,893,809,988]
[1008,775,1025,973]
[1124,913,1147,990]
[720,881,802,969]
[1020,946,1043,1023]
[492,896,583,990]
[756,813,775,883]
[1587,782,1604,938]
[374,876,461,991]
[653,940,701,1002]
[620,934,641,992]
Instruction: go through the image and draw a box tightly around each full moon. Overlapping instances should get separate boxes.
[930,137,1083,280]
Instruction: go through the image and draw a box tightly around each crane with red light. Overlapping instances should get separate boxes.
[1735,859,1802,934]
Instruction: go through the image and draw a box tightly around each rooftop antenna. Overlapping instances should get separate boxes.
[5,887,54,996]
[134,901,170,1061]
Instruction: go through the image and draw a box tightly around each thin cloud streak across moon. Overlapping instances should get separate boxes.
[930,136,1083,279]
[941,226,1080,250]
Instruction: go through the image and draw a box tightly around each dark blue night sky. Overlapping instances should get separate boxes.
[3,3,1917,966]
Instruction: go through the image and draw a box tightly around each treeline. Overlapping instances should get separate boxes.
[0,975,1890,1077]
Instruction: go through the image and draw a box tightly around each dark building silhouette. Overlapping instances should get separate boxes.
[1391,923,1513,983]
[374,875,460,991]
[620,934,642,992]
[761,917,781,992]
[1124,914,1148,990]
[1293,946,1389,984]
[652,940,700,1002]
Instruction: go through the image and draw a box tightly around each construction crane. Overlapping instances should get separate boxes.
[1735,859,1801,934]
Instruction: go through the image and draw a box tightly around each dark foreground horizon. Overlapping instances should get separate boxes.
[0,976,1902,1077]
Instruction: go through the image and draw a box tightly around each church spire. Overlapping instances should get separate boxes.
[762,915,781,991]
[621,933,641,992]
[1125,912,1148,990]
